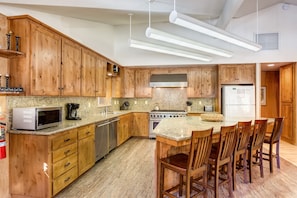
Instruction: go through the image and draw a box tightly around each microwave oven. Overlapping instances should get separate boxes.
[12,106,62,130]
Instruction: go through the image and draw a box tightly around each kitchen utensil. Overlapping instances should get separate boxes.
[154,103,160,111]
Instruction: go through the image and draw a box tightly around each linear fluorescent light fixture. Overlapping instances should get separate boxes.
[145,27,233,57]
[169,10,262,52]
[129,39,212,62]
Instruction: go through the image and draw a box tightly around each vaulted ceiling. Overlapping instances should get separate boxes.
[0,0,296,70]
[0,0,296,26]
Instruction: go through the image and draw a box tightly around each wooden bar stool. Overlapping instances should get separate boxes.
[262,117,284,173]
[207,124,237,198]
[233,121,252,190]
[247,119,267,183]
[159,128,213,198]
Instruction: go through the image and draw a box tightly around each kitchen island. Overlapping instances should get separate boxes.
[154,116,273,198]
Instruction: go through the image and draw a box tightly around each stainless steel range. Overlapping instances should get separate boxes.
[149,110,187,138]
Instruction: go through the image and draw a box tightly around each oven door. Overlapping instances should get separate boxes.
[149,119,161,138]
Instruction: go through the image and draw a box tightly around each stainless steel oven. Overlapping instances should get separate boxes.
[149,110,187,138]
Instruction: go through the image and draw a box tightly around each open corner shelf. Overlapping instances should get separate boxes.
[0,49,25,58]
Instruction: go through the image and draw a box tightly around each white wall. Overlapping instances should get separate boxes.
[0,3,296,66]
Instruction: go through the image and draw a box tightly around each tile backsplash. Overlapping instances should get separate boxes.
[115,88,215,112]
[7,88,215,121]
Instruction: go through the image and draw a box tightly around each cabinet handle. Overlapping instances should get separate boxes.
[64,138,70,142]
[86,131,90,135]
[64,150,70,155]
[64,162,71,167]
[64,177,70,183]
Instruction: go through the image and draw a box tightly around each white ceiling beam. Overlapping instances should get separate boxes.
[216,0,244,29]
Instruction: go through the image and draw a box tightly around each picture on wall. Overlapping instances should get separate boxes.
[261,87,266,105]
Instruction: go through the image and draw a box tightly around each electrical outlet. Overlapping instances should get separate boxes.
[134,100,137,105]
[145,100,148,105]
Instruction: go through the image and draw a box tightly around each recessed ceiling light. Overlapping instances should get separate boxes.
[267,64,275,67]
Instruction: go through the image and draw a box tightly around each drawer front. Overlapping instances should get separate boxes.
[53,154,77,179]
[78,124,95,139]
[53,166,78,196]
[52,129,77,151]
[52,143,77,163]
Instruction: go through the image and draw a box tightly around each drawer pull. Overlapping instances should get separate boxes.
[64,177,70,183]
[64,162,71,167]
[64,150,70,155]
[86,131,90,135]
[64,138,70,142]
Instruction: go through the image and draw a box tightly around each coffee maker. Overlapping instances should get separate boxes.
[66,103,81,120]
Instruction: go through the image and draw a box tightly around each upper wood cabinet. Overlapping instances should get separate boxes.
[81,48,97,96]
[219,64,255,84]
[187,66,217,98]
[95,57,107,97]
[8,15,107,97]
[61,38,82,96]
[135,69,151,98]
[9,18,62,96]
[121,67,135,98]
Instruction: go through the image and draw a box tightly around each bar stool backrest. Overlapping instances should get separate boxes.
[188,128,213,171]
[251,119,268,150]
[270,117,284,144]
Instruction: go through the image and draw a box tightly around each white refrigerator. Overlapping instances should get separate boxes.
[222,85,255,118]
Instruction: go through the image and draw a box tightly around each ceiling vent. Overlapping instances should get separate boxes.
[256,33,279,50]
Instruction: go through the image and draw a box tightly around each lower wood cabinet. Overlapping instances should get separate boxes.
[117,113,132,146]
[132,112,149,137]
[77,124,95,176]
[9,125,95,198]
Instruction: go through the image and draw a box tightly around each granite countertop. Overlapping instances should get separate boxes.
[9,110,136,136]
[153,116,274,141]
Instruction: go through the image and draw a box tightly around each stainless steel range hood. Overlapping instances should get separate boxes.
[149,74,188,88]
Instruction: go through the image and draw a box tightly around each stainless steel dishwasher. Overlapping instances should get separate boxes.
[95,118,119,162]
[108,118,118,152]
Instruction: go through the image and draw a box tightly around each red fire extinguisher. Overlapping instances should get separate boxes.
[0,124,6,159]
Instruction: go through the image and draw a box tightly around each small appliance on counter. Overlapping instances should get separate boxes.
[204,105,213,112]
[12,106,62,130]
[66,103,81,120]
[120,101,130,110]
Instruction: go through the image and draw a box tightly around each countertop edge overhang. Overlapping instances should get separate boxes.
[153,116,275,142]
[9,110,147,136]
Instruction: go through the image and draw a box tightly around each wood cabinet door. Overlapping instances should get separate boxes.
[81,48,96,96]
[95,56,107,97]
[238,64,255,84]
[200,67,217,97]
[219,64,255,84]
[78,124,95,175]
[112,76,121,98]
[187,68,202,97]
[219,65,238,84]
[280,64,293,103]
[135,69,151,98]
[30,22,61,95]
[61,38,82,96]
[117,114,132,146]
[121,67,135,98]
[187,66,217,98]
[132,113,149,137]
[280,103,294,144]
[78,136,95,175]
